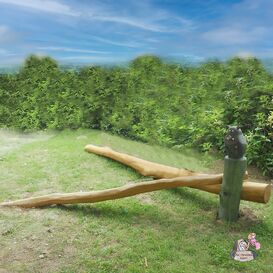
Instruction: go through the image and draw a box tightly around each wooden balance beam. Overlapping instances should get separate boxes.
[0,174,222,208]
[84,145,271,204]
[0,145,271,208]
[85,144,199,178]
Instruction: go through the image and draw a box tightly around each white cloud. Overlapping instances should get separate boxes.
[0,25,9,35]
[0,48,8,55]
[194,0,273,58]
[202,27,266,45]
[0,48,18,56]
[91,13,194,33]
[0,0,79,16]
[0,25,17,43]
[145,38,160,43]
[235,51,255,58]
[0,0,192,33]
[88,15,166,32]
[0,26,10,42]
[59,55,127,64]
[37,46,109,54]
[92,36,143,48]
[0,55,25,67]
[167,53,205,61]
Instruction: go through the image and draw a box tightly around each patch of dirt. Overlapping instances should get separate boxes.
[135,192,155,205]
[76,135,88,140]
[0,208,80,273]
[214,206,261,230]
[209,158,272,183]
[0,129,53,157]
[239,207,259,223]
[1,236,78,273]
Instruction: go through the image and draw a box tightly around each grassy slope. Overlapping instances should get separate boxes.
[0,129,272,273]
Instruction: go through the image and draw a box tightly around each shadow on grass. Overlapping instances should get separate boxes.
[45,199,273,243]
[167,187,217,211]
[46,186,218,227]
[51,201,168,226]
[165,187,267,232]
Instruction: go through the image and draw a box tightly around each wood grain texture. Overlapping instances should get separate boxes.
[84,144,271,204]
[1,145,271,208]
[190,182,271,203]
[84,144,198,178]
[0,174,222,208]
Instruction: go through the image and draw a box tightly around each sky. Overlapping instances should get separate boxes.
[0,0,272,67]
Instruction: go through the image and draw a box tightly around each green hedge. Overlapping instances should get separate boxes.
[0,54,272,176]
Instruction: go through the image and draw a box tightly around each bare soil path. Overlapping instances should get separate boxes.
[0,129,53,158]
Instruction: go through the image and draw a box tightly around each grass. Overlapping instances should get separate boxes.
[0,129,272,273]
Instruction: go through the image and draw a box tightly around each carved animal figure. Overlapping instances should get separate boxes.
[224,126,247,159]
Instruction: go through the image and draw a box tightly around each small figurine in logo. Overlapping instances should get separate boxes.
[237,239,250,252]
[248,233,261,250]
[230,233,261,262]
[231,239,256,262]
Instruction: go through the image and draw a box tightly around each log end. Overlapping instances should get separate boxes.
[84,144,96,152]
[85,144,112,153]
[240,182,272,204]
[264,184,272,204]
[0,201,21,208]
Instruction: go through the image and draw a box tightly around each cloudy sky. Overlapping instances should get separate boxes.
[0,0,272,66]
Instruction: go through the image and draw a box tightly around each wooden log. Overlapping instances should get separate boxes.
[84,144,270,204]
[1,145,270,208]
[84,144,199,178]
[84,144,248,179]
[0,174,222,208]
[190,182,271,204]
[1,179,270,208]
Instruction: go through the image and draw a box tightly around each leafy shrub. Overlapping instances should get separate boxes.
[0,55,272,176]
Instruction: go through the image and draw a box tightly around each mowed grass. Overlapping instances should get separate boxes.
[0,129,272,273]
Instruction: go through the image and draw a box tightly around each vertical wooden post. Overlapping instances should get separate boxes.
[218,126,247,222]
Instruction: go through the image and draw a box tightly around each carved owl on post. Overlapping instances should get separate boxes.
[224,126,247,159]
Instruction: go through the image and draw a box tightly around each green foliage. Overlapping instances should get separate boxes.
[0,54,272,176]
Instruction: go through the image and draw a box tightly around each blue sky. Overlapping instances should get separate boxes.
[0,0,272,67]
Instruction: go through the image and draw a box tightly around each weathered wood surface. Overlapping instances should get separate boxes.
[190,182,271,204]
[84,144,199,178]
[1,178,270,208]
[1,145,271,208]
[0,174,222,208]
[84,144,248,180]
[85,144,270,203]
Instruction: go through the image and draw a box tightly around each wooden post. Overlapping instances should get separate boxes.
[218,126,247,221]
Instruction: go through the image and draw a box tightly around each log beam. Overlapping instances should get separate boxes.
[84,144,198,178]
[84,144,270,204]
[0,174,222,208]
[1,145,270,208]
[190,182,271,204]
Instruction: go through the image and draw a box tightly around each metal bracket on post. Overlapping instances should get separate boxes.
[218,126,247,222]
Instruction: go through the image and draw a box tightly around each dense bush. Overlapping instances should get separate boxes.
[0,54,272,176]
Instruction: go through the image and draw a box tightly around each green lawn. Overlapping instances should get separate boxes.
[0,129,272,273]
